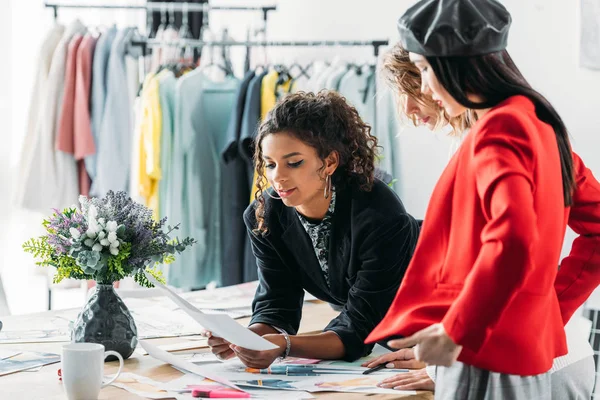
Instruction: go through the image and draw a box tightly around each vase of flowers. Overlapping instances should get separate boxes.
[23,191,196,360]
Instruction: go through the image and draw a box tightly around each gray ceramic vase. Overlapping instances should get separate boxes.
[71,284,138,360]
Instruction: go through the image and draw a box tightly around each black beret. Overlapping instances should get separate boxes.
[398,0,512,57]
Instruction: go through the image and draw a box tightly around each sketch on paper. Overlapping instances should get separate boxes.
[580,0,600,69]
[0,351,60,376]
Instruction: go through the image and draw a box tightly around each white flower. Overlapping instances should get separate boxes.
[97,231,106,239]
[84,238,94,247]
[109,247,119,256]
[86,229,97,239]
[92,243,103,252]
[106,221,118,232]
[107,231,118,243]
[97,218,106,226]
[69,228,81,240]
[100,239,110,246]
[88,205,98,220]
[110,240,120,248]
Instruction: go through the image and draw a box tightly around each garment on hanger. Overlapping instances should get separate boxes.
[14,23,64,210]
[94,27,137,197]
[374,88,399,188]
[337,66,375,127]
[22,20,86,212]
[72,33,97,197]
[304,61,328,93]
[138,73,163,217]
[167,69,240,289]
[87,25,117,190]
[325,64,348,91]
[57,33,90,197]
[157,71,177,222]
[221,70,256,286]
[237,71,268,283]
[239,71,268,187]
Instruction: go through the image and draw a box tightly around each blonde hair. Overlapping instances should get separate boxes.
[381,43,474,135]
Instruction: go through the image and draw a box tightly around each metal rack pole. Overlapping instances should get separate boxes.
[132,38,389,50]
[44,2,277,20]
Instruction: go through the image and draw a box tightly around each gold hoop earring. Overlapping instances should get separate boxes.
[324,174,332,199]
[266,188,281,200]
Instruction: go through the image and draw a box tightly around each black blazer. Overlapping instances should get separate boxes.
[243,179,420,361]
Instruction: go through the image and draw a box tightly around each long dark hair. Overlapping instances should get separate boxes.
[426,50,575,206]
[253,91,379,235]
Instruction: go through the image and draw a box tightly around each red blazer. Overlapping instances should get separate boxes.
[366,95,600,375]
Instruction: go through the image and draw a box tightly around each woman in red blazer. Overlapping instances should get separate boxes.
[367,0,600,398]
[364,43,597,399]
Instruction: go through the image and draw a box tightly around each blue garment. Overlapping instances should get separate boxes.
[157,71,176,220]
[238,71,267,282]
[87,25,117,189]
[93,28,136,197]
[221,70,255,286]
[168,71,239,289]
[239,71,268,185]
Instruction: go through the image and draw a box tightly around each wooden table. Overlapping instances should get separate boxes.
[0,301,433,400]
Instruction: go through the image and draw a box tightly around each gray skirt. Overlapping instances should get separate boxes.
[435,362,551,400]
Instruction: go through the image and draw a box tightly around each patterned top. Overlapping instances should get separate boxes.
[296,190,336,287]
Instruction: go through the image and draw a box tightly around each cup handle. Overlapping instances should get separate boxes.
[101,351,124,388]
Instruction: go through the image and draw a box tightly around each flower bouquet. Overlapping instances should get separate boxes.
[23,191,196,359]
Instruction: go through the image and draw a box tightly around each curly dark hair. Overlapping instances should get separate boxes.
[253,90,379,235]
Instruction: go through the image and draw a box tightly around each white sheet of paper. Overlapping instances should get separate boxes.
[110,372,176,399]
[144,272,277,351]
[0,350,21,359]
[136,338,209,356]
[139,340,245,393]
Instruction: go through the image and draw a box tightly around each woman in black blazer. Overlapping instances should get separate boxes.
[206,91,420,368]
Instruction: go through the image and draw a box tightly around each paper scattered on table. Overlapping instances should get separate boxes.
[144,272,277,351]
[110,373,176,399]
[0,305,205,344]
[320,343,391,367]
[139,340,245,392]
[180,352,222,364]
[0,350,21,359]
[166,373,315,399]
[280,357,321,365]
[0,351,60,376]
[136,338,209,355]
[192,359,414,395]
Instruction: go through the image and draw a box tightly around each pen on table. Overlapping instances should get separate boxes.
[362,364,386,375]
[245,366,360,375]
[362,364,410,375]
[191,389,250,398]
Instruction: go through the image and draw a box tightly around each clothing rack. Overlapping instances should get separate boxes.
[44,2,277,24]
[132,38,390,58]
[132,37,389,144]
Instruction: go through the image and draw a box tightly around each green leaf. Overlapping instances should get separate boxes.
[22,236,55,260]
[133,267,166,288]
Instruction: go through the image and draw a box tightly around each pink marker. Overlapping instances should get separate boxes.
[191,388,251,398]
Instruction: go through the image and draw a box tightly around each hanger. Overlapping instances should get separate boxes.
[289,62,312,80]
[178,2,194,63]
[157,4,167,34]
[220,28,234,76]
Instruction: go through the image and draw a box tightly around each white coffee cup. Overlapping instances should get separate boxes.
[61,343,124,400]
